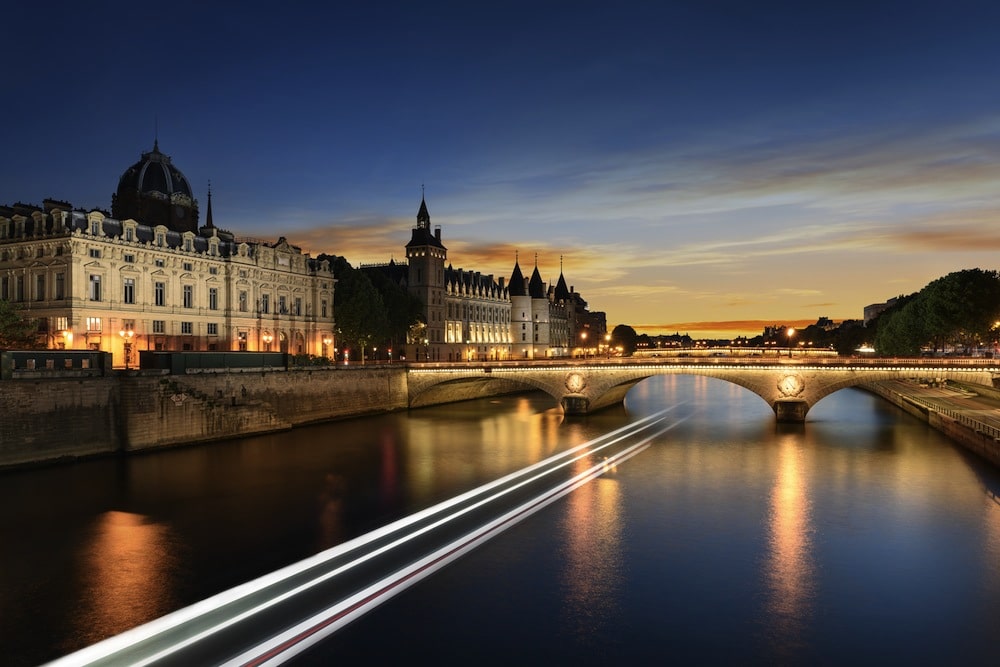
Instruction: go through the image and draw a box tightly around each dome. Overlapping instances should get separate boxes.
[115,140,193,200]
[111,140,199,233]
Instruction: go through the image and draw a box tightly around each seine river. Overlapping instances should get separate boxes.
[3,376,1000,665]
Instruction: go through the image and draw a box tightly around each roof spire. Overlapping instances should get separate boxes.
[205,180,214,228]
[534,252,538,267]
[417,188,430,229]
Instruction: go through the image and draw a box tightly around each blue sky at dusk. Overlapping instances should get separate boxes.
[5,1,1000,337]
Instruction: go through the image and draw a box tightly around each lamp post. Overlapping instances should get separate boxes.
[322,335,333,359]
[118,327,134,370]
[262,331,273,352]
[580,331,588,358]
[605,333,611,358]
[786,327,796,358]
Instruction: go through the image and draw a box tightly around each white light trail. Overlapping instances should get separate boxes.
[47,409,686,667]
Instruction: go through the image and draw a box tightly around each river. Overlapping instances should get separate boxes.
[2,376,1000,665]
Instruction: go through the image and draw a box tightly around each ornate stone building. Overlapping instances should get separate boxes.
[373,196,594,361]
[0,143,336,364]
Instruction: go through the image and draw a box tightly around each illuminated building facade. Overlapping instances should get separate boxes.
[0,144,336,362]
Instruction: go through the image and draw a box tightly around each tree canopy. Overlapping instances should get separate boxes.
[611,324,638,356]
[0,299,39,349]
[324,255,424,359]
[874,269,1000,355]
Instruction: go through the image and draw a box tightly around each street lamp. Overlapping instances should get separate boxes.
[580,331,588,358]
[118,327,134,370]
[322,335,333,358]
[262,331,273,352]
[786,327,796,357]
[605,333,611,358]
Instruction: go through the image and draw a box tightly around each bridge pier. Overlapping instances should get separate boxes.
[773,399,808,423]
[561,395,589,415]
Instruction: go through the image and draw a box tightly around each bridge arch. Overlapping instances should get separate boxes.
[407,362,1000,422]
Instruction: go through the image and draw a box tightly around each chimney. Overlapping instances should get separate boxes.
[434,225,441,241]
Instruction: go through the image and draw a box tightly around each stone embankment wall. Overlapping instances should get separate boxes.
[862,381,1000,468]
[0,377,121,466]
[0,366,411,468]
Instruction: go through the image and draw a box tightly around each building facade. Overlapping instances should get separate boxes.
[0,144,336,364]
[375,197,596,361]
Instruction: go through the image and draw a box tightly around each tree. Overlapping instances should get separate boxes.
[332,262,389,361]
[920,269,1000,352]
[0,299,39,349]
[611,324,638,356]
[367,268,424,351]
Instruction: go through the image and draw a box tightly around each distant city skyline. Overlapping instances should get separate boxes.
[6,1,1000,338]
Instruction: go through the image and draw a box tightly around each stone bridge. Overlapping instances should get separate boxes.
[406,359,1000,422]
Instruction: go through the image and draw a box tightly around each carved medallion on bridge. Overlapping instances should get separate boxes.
[777,373,805,397]
[565,372,586,393]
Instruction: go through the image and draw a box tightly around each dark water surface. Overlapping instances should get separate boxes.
[2,377,999,665]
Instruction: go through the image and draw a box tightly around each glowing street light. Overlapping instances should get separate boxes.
[262,331,273,351]
[118,327,134,370]
[786,327,796,358]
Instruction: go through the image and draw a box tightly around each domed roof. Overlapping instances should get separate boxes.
[116,140,193,200]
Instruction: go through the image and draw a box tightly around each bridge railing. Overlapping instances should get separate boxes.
[405,356,1000,370]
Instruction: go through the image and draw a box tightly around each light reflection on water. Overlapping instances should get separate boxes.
[71,511,179,649]
[764,436,814,659]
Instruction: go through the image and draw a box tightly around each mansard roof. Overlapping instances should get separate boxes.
[444,264,507,299]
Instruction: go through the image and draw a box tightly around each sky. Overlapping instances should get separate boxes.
[5,0,1000,338]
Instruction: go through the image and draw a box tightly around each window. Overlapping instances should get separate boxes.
[207,323,218,335]
[125,227,134,242]
[181,322,193,334]
[239,290,248,312]
[154,281,165,306]
[294,297,302,316]
[261,294,270,314]
[89,274,101,301]
[239,270,247,278]
[321,299,328,318]
[152,320,165,334]
[35,274,44,301]
[156,233,165,247]
[278,295,287,314]
[209,266,218,275]
[86,317,102,332]
[183,262,193,271]
[209,287,218,310]
[89,248,101,259]
[155,258,164,267]
[90,221,100,235]
[184,239,193,252]
[124,253,135,263]
[183,284,193,308]
[123,277,135,304]
[0,277,7,300]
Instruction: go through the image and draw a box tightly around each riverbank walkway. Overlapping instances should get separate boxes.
[881,379,1000,441]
